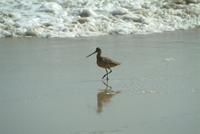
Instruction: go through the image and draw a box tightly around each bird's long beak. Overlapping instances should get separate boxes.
[86,51,97,58]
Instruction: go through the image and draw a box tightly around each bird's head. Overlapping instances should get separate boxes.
[87,47,101,58]
[95,47,101,53]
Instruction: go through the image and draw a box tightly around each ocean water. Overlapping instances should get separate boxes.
[0,0,200,38]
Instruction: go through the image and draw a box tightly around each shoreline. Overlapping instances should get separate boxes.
[0,28,199,40]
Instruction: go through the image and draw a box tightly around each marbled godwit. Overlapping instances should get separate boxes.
[87,47,120,80]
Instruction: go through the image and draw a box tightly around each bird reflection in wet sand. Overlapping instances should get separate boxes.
[97,81,120,113]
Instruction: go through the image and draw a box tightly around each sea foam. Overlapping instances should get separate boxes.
[0,0,200,38]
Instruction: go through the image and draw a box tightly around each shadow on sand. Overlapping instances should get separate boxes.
[97,79,121,113]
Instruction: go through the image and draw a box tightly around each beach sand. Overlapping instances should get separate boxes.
[0,30,200,134]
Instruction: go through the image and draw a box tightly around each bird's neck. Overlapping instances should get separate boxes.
[97,52,101,58]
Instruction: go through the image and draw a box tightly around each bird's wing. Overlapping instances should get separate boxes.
[102,56,120,65]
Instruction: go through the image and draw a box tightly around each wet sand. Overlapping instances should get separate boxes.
[0,30,200,134]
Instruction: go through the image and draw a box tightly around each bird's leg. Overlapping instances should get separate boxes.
[107,68,112,78]
[102,69,108,79]
[102,67,112,80]
[105,68,112,81]
[106,74,109,81]
[101,78,112,89]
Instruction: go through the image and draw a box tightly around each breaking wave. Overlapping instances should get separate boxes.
[0,0,200,38]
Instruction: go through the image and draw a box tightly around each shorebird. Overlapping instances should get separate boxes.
[87,47,120,80]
